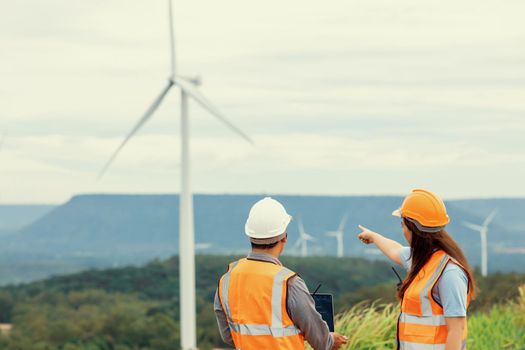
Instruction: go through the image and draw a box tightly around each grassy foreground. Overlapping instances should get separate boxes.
[312,285,525,350]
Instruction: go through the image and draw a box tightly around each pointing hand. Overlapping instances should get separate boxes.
[357,225,376,245]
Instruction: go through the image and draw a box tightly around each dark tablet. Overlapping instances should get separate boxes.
[311,293,335,332]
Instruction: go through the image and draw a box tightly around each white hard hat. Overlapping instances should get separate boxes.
[245,197,292,240]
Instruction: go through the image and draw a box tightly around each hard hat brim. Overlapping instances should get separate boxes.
[392,209,402,217]
[405,217,446,233]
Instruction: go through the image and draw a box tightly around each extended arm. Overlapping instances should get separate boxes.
[357,225,403,265]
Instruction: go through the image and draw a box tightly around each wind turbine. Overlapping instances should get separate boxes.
[98,1,253,349]
[463,209,497,277]
[292,217,315,257]
[325,214,348,258]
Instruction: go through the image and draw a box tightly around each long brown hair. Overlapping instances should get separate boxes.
[397,218,477,300]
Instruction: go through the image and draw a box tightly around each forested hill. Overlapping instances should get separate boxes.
[0,255,398,349]
[1,194,524,285]
[0,255,523,350]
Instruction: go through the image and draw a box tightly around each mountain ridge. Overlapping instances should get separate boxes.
[0,194,524,284]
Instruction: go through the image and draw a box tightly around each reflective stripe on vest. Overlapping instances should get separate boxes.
[220,260,239,324]
[228,322,301,337]
[418,254,450,316]
[399,312,446,326]
[399,340,467,350]
[398,251,471,350]
[219,259,304,349]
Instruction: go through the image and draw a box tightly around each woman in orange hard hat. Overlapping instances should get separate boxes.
[357,188,477,350]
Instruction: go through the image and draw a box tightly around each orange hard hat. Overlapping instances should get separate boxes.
[392,189,449,231]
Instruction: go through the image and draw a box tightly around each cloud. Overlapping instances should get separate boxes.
[1,0,524,202]
[1,131,523,202]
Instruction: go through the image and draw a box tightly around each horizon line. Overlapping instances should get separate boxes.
[2,191,525,206]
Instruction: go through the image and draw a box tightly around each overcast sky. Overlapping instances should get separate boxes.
[1,0,524,203]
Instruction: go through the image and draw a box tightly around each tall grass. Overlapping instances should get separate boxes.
[335,302,398,350]
[467,285,525,350]
[309,285,525,350]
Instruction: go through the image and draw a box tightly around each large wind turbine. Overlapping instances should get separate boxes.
[325,214,348,258]
[98,2,253,349]
[292,217,315,257]
[463,209,497,277]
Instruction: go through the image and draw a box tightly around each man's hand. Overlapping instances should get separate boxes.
[331,332,348,350]
[357,225,377,244]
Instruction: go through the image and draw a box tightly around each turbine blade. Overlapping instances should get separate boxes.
[462,222,484,232]
[98,81,174,179]
[168,0,176,76]
[298,217,305,236]
[483,209,498,227]
[174,77,254,144]
[303,233,315,241]
[337,213,349,232]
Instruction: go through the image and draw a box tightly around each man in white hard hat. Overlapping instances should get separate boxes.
[214,197,348,350]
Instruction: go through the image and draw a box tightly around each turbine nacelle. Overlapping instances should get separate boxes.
[169,75,202,86]
[301,234,315,241]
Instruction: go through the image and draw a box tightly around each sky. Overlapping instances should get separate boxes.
[1,0,524,203]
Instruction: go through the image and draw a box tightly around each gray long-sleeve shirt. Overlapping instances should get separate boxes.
[214,252,334,350]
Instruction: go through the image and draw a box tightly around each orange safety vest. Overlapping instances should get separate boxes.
[218,258,305,350]
[398,250,472,350]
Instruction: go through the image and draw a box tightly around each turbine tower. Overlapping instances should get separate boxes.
[98,2,253,349]
[292,217,315,257]
[325,214,348,258]
[463,209,497,277]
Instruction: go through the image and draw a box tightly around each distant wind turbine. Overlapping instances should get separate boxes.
[325,213,348,258]
[463,209,497,277]
[97,1,253,349]
[292,217,315,257]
